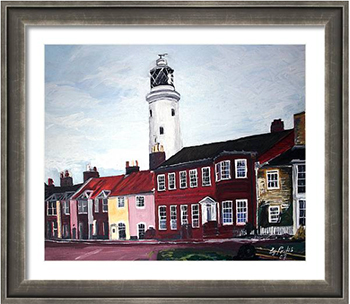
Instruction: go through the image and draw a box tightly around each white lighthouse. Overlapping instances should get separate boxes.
[146,54,182,168]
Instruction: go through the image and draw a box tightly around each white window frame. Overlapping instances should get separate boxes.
[268,205,280,223]
[137,222,146,239]
[297,164,306,194]
[222,200,233,225]
[157,174,166,191]
[168,173,176,190]
[179,171,187,189]
[215,163,221,181]
[94,199,99,213]
[267,170,280,190]
[189,169,198,188]
[118,196,125,208]
[235,159,248,179]
[201,167,211,186]
[63,200,70,215]
[47,201,57,216]
[220,160,231,180]
[236,199,248,226]
[78,200,88,214]
[181,205,189,225]
[158,205,167,230]
[298,199,306,226]
[191,204,200,228]
[170,205,177,230]
[117,221,126,240]
[136,196,145,209]
[102,198,108,213]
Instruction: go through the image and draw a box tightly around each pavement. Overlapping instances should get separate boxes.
[45,238,305,261]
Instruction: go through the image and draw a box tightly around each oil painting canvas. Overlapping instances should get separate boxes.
[45,45,305,261]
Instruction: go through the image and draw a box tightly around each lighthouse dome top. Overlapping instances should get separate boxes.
[150,54,175,89]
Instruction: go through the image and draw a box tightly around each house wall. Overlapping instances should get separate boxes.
[257,166,293,230]
[69,199,78,239]
[108,197,130,240]
[128,193,155,238]
[92,198,109,239]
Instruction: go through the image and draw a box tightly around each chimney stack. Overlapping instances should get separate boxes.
[47,178,54,186]
[83,165,100,182]
[149,143,166,170]
[271,119,284,133]
[126,160,140,175]
[60,170,73,187]
[294,112,305,145]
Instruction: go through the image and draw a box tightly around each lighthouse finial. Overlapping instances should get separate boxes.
[158,53,168,59]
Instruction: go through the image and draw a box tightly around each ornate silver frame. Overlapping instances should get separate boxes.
[1,1,348,303]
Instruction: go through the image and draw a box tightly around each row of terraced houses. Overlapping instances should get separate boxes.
[45,55,305,241]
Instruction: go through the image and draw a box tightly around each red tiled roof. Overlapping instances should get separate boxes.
[110,170,154,196]
[70,170,154,200]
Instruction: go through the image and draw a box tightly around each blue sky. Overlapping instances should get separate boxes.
[45,45,305,184]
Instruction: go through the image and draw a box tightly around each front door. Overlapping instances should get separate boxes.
[110,224,117,240]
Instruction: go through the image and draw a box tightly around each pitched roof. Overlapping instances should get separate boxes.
[70,170,154,200]
[45,183,83,200]
[110,170,154,196]
[264,146,305,166]
[158,129,293,168]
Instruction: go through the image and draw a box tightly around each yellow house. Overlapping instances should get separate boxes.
[108,196,130,240]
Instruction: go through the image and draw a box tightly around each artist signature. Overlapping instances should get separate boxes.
[269,246,294,260]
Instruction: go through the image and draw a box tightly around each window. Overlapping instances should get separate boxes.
[297,164,306,194]
[181,205,188,225]
[215,160,231,181]
[299,199,306,226]
[136,196,145,208]
[94,199,99,213]
[235,159,247,178]
[118,222,126,240]
[118,197,125,208]
[47,201,57,216]
[150,109,152,117]
[236,199,248,225]
[180,171,187,189]
[189,169,198,188]
[201,167,211,186]
[222,201,233,225]
[138,223,146,239]
[157,174,166,191]
[158,206,167,230]
[102,198,108,212]
[170,205,177,230]
[63,201,70,215]
[267,170,279,189]
[160,126,164,135]
[168,173,176,190]
[171,108,175,116]
[269,206,280,223]
[78,200,88,214]
[192,204,200,228]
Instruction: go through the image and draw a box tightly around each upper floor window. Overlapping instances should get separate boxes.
[168,173,176,190]
[201,167,211,186]
[94,199,99,213]
[63,201,70,215]
[136,196,145,208]
[180,171,187,189]
[297,164,306,194]
[222,201,233,225]
[235,159,247,178]
[236,199,248,225]
[158,206,167,230]
[267,170,279,189]
[78,200,88,214]
[47,201,57,216]
[215,160,231,181]
[171,108,175,116]
[268,206,280,223]
[160,126,164,135]
[189,169,198,188]
[157,174,166,191]
[118,197,125,208]
[102,198,108,213]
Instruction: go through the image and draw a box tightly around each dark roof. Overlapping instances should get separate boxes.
[159,129,293,168]
[45,183,83,200]
[264,146,305,166]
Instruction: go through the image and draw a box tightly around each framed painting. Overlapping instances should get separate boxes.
[1,1,348,303]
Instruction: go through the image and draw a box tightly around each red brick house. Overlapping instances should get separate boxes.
[154,126,294,240]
